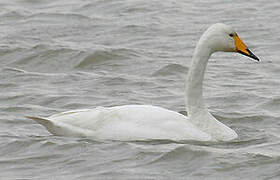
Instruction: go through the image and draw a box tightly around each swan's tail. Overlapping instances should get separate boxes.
[26,116,58,135]
[26,116,53,128]
[26,116,91,137]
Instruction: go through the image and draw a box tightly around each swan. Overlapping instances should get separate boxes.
[27,23,259,141]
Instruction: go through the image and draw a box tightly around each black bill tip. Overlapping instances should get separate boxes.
[237,48,259,61]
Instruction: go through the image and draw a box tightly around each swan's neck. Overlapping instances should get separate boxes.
[183,28,238,141]
[186,38,212,118]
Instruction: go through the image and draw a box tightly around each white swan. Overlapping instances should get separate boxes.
[27,23,259,141]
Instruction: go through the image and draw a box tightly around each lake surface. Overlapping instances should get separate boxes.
[0,0,279,179]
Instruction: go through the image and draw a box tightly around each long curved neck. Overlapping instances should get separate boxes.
[186,38,212,117]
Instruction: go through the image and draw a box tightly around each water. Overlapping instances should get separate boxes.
[0,0,279,179]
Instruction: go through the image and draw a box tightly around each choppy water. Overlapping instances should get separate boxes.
[0,0,280,179]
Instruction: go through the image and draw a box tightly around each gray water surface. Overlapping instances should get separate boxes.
[0,0,280,179]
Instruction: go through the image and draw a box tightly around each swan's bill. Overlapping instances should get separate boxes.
[234,35,259,61]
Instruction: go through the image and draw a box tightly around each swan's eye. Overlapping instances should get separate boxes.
[229,33,234,37]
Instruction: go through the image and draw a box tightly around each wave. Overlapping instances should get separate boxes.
[26,12,91,22]
[75,48,141,69]
[152,64,188,77]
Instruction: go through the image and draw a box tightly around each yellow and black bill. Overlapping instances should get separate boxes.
[234,35,259,61]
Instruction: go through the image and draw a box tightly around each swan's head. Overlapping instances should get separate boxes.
[202,23,259,61]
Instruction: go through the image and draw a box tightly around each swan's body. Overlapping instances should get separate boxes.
[29,105,211,141]
[28,23,259,141]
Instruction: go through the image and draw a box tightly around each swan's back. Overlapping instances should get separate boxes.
[31,105,211,141]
